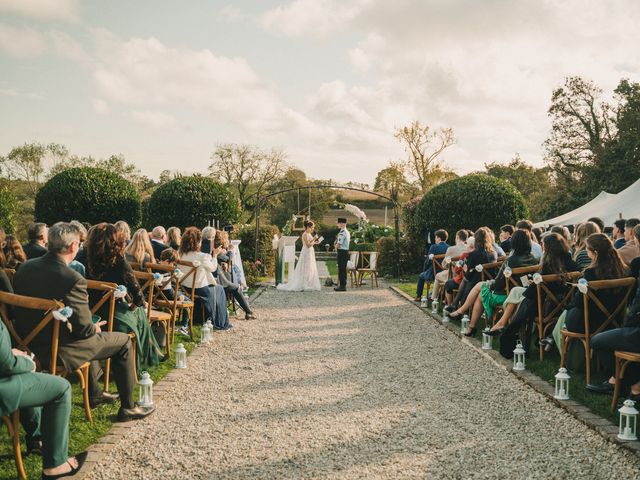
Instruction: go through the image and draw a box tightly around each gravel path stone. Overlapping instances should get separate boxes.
[87,285,640,479]
[316,261,330,278]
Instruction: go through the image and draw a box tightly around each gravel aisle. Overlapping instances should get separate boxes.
[88,286,640,479]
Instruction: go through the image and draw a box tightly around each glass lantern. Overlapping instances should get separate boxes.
[618,400,638,441]
[554,368,570,400]
[431,299,439,314]
[512,341,526,371]
[175,343,187,369]
[420,296,428,308]
[460,315,470,334]
[138,371,154,407]
[201,322,211,345]
[481,328,492,350]
[442,308,449,323]
[205,320,214,343]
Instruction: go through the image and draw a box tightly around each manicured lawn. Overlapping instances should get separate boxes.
[0,326,202,480]
[325,260,338,277]
[389,275,418,298]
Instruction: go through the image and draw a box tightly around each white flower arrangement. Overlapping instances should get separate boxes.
[53,306,73,332]
[475,264,484,272]
[114,285,128,299]
[343,204,368,222]
[532,273,543,285]
[578,278,589,294]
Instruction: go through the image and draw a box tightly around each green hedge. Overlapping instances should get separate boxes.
[35,167,141,226]
[412,174,528,240]
[145,175,240,230]
[0,181,18,233]
[235,224,279,276]
[376,236,423,276]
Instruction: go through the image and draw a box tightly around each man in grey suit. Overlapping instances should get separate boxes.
[13,222,154,422]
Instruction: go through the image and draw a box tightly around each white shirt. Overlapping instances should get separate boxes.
[179,251,217,289]
[445,243,467,258]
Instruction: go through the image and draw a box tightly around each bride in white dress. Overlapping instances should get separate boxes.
[277,220,322,292]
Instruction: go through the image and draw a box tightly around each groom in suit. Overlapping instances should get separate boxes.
[334,218,351,291]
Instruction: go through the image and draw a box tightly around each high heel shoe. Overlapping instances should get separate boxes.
[448,311,462,319]
[463,326,477,337]
[42,452,87,479]
[444,305,456,314]
[486,328,504,337]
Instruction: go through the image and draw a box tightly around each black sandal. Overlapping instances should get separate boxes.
[464,326,477,337]
[486,328,503,337]
[42,452,87,479]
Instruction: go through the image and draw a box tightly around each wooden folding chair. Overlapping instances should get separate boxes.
[357,252,379,288]
[560,277,636,385]
[347,251,359,288]
[438,256,462,304]
[480,260,504,282]
[2,410,26,480]
[175,261,200,340]
[0,292,93,422]
[132,271,172,357]
[486,265,541,327]
[128,261,143,271]
[612,351,640,411]
[145,263,180,348]
[85,280,117,391]
[534,272,581,360]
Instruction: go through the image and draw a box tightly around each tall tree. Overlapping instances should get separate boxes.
[209,144,287,221]
[0,142,68,194]
[394,120,457,194]
[373,161,418,200]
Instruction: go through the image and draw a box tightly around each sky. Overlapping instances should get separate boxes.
[1,0,639,185]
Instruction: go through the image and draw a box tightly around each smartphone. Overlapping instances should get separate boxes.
[91,314,102,324]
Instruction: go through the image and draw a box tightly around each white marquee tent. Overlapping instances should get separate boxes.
[534,177,640,227]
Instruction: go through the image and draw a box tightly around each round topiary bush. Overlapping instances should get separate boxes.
[145,175,241,230]
[35,167,141,226]
[412,174,528,239]
[0,181,18,233]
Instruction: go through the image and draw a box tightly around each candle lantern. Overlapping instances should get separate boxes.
[554,368,570,400]
[420,296,428,308]
[138,371,154,407]
[431,299,439,314]
[460,314,470,334]
[481,328,492,350]
[442,308,449,323]
[618,400,639,441]
[512,341,526,371]
[205,320,214,343]
[175,343,187,369]
[201,322,211,345]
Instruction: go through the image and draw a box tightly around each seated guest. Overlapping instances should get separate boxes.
[125,228,155,268]
[552,233,627,347]
[516,220,542,259]
[3,234,27,270]
[452,230,538,336]
[150,226,170,260]
[214,230,258,320]
[588,216,605,233]
[630,225,640,279]
[86,223,163,371]
[430,230,468,301]
[22,222,48,259]
[0,321,88,479]
[550,225,571,243]
[499,225,514,254]
[613,219,627,249]
[532,227,544,245]
[443,237,474,307]
[414,229,449,302]
[12,222,154,422]
[114,220,131,245]
[179,227,231,330]
[572,221,600,270]
[159,248,191,337]
[166,226,181,251]
[618,218,640,265]
[68,221,87,277]
[201,226,216,255]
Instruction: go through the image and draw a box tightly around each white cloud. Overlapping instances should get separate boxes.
[218,5,246,23]
[0,23,46,57]
[50,30,89,63]
[128,110,177,129]
[0,0,79,22]
[0,81,42,100]
[92,98,110,115]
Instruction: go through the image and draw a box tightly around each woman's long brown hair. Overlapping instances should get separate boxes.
[585,233,626,280]
[86,223,126,279]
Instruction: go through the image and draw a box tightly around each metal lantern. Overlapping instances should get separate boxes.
[442,308,449,323]
[205,320,214,343]
[201,322,211,345]
[420,296,428,308]
[460,314,470,334]
[431,299,439,314]
[512,341,526,371]
[554,368,570,400]
[481,328,492,350]
[618,400,639,441]
[138,371,154,407]
[175,343,187,369]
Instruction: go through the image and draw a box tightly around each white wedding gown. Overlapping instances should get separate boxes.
[277,232,321,292]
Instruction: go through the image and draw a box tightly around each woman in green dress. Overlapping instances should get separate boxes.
[85,223,163,372]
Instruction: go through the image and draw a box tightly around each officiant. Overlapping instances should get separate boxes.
[334,218,351,292]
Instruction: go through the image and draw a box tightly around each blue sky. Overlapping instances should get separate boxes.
[1,0,639,184]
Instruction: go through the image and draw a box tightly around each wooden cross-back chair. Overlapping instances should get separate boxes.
[356,251,379,288]
[484,264,542,327]
[2,410,25,479]
[145,262,182,347]
[437,255,462,303]
[611,351,640,411]
[85,280,118,391]
[419,253,446,298]
[560,277,636,385]
[533,271,582,360]
[0,291,93,422]
[132,271,172,357]
[128,261,143,271]
[347,251,360,288]
[175,261,200,340]
[479,260,504,282]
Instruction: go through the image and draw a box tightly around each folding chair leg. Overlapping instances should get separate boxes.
[3,411,26,480]
[584,341,591,386]
[164,320,171,358]
[612,357,624,411]
[560,335,568,368]
[76,364,93,423]
[103,358,111,393]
